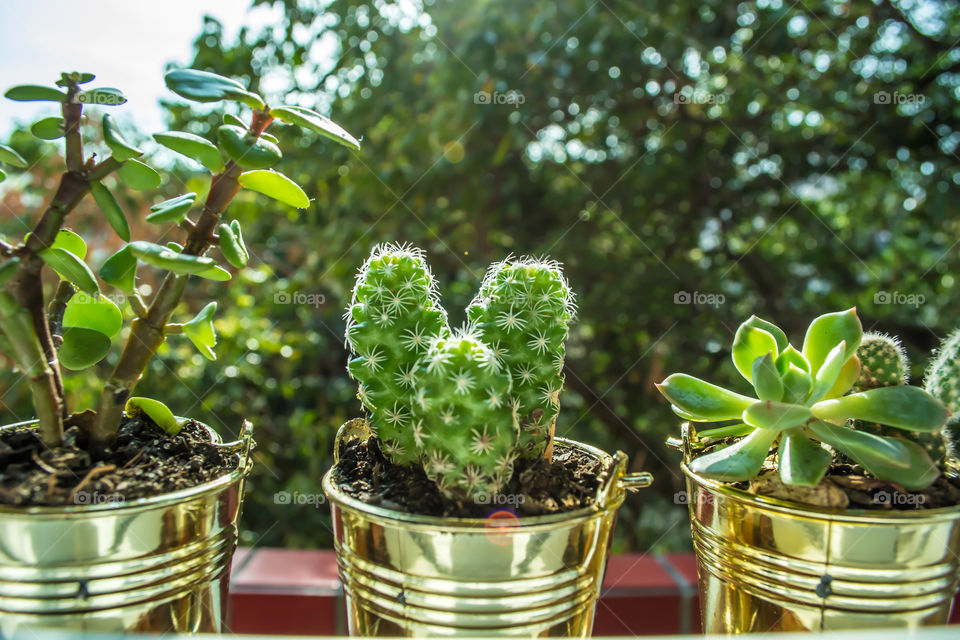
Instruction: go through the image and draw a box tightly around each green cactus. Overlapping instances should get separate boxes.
[467,258,575,458]
[852,333,909,391]
[417,332,516,499]
[851,332,949,466]
[925,328,960,459]
[344,246,575,500]
[345,244,449,465]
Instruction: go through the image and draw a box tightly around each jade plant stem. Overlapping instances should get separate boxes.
[5,82,120,445]
[91,113,274,445]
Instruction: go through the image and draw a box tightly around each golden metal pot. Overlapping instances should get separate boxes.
[675,423,960,633]
[322,419,653,637]
[0,419,253,635]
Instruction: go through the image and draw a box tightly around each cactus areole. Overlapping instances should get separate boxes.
[656,309,955,495]
[344,244,576,501]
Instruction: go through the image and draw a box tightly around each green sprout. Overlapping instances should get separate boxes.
[656,309,949,491]
[0,69,358,448]
[345,244,575,500]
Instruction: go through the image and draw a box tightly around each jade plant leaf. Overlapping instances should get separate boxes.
[194,264,232,281]
[102,114,143,161]
[128,241,215,275]
[63,293,122,337]
[182,301,218,360]
[781,363,813,404]
[657,373,757,421]
[125,397,183,435]
[270,105,361,150]
[153,131,224,172]
[30,117,65,140]
[4,84,65,103]
[0,144,28,168]
[778,431,830,486]
[59,326,111,370]
[688,427,779,482]
[164,68,265,110]
[775,344,810,375]
[824,354,861,400]
[99,246,137,293]
[218,222,248,268]
[146,193,197,224]
[697,423,754,439]
[802,308,861,374]
[237,170,310,208]
[811,386,948,432]
[50,229,86,259]
[740,315,789,352]
[117,159,161,191]
[38,247,98,294]
[89,181,130,241]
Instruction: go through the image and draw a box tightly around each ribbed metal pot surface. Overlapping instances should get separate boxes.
[0,419,253,635]
[323,418,653,637]
[678,423,960,633]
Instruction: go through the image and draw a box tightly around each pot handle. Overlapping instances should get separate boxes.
[621,471,654,492]
[598,451,654,506]
[218,420,255,471]
[665,422,696,464]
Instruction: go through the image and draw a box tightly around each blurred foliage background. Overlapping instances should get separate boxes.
[2,0,959,552]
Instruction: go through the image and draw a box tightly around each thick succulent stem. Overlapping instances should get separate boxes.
[91,162,242,444]
[467,257,575,459]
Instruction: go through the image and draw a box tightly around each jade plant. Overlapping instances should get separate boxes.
[0,69,358,449]
[656,309,951,491]
[345,244,575,499]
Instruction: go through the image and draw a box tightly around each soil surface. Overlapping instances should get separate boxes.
[334,436,602,518]
[0,414,238,506]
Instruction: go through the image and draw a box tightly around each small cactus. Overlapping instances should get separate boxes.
[345,244,449,465]
[852,333,909,391]
[851,332,949,465]
[467,258,575,458]
[344,245,575,500]
[925,328,960,459]
[417,332,516,499]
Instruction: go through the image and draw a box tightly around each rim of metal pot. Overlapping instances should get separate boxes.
[675,422,960,523]
[323,418,650,531]
[0,417,254,516]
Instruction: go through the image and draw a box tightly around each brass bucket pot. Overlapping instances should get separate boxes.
[676,423,960,633]
[0,419,254,635]
[323,419,653,637]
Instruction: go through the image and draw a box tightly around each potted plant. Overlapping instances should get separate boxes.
[323,244,653,637]
[0,69,358,634]
[656,308,960,633]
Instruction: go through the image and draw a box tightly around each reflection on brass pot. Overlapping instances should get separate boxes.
[677,423,960,633]
[0,419,253,635]
[323,418,652,637]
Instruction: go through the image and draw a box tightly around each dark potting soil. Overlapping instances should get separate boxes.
[334,436,602,518]
[0,414,238,506]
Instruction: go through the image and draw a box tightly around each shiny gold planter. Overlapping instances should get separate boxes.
[323,419,653,637]
[0,419,254,635]
[676,423,960,633]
